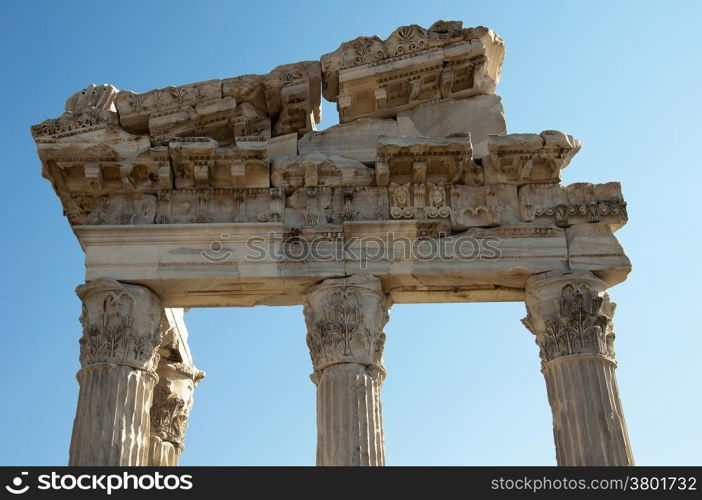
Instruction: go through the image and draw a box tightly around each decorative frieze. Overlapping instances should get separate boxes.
[62,177,625,236]
[520,182,627,229]
[449,184,520,229]
[82,193,157,226]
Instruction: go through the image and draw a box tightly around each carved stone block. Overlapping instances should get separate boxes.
[115,62,321,145]
[519,182,627,230]
[321,21,503,123]
[115,79,230,139]
[376,135,481,186]
[271,154,375,194]
[484,130,582,185]
[83,193,158,225]
[169,138,269,190]
[223,61,322,137]
[449,184,519,229]
[32,84,120,143]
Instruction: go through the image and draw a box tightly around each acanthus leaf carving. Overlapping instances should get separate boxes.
[150,386,188,450]
[77,280,163,371]
[524,282,616,364]
[304,275,389,373]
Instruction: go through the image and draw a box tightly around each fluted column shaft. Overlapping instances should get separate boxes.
[523,271,634,466]
[543,354,632,465]
[70,279,163,466]
[316,363,385,466]
[304,274,390,466]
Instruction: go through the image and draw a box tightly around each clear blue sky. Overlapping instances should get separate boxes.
[0,0,700,466]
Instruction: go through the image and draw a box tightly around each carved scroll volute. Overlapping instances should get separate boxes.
[304,275,390,375]
[76,279,164,371]
[522,271,617,366]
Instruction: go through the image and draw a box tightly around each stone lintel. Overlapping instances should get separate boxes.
[66,221,619,307]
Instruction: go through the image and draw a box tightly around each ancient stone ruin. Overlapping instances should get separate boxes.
[31,20,633,466]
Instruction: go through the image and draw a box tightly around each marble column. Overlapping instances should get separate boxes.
[70,279,163,466]
[303,274,390,466]
[148,359,204,465]
[522,270,634,466]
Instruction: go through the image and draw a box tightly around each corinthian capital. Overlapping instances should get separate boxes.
[303,275,390,373]
[76,279,163,371]
[522,271,616,365]
[150,360,204,450]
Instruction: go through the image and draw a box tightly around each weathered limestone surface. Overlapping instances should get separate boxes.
[267,132,298,159]
[149,308,205,466]
[566,222,630,285]
[304,275,389,466]
[299,118,398,164]
[70,279,163,466]
[32,19,633,467]
[523,271,634,466]
[397,94,506,157]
